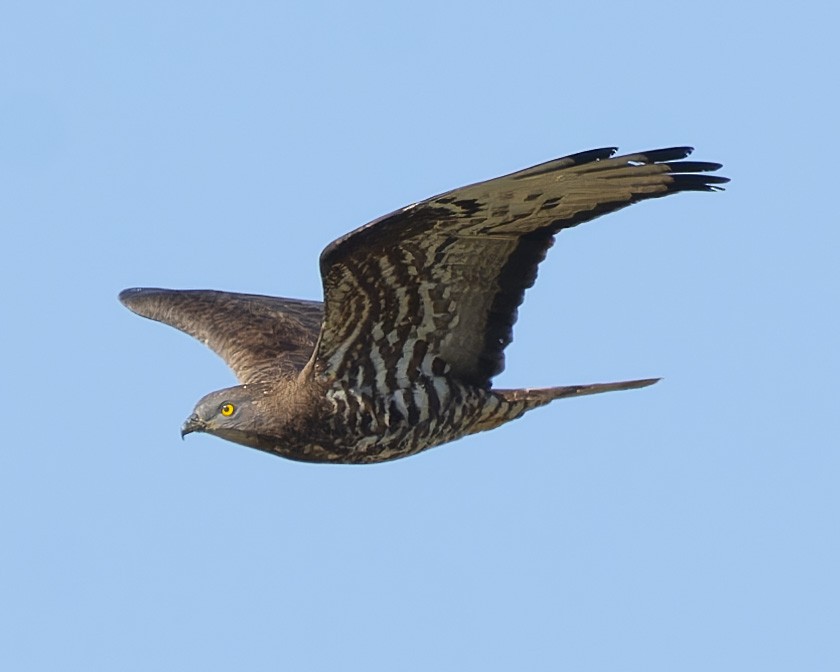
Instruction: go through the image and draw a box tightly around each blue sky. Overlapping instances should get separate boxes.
[2,2,838,670]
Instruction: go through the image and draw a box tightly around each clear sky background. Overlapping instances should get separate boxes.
[2,2,838,670]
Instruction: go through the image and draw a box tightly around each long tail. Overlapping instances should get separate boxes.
[496,377,660,406]
[468,378,659,434]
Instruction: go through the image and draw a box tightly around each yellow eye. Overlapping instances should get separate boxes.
[220,403,235,417]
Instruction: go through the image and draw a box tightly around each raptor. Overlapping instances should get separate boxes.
[120,146,727,463]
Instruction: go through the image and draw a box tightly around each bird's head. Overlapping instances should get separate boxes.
[181,384,272,448]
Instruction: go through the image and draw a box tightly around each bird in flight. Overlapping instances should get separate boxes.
[120,146,727,464]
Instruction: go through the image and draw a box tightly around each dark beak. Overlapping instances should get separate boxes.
[181,413,205,439]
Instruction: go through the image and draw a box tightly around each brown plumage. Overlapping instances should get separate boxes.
[120,146,727,464]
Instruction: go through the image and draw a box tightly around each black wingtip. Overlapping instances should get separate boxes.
[631,377,661,389]
[645,146,694,160]
[119,287,168,310]
[671,173,730,192]
[119,287,144,306]
[664,161,723,173]
[570,147,619,164]
[645,148,729,192]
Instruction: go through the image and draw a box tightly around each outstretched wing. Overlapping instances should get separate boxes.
[119,288,323,384]
[315,146,727,389]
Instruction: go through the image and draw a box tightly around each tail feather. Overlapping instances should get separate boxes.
[467,378,659,435]
[496,377,660,407]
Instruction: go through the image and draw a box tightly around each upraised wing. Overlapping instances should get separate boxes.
[316,146,727,390]
[119,288,323,384]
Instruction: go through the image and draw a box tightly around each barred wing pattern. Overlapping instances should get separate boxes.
[119,288,323,384]
[315,147,727,392]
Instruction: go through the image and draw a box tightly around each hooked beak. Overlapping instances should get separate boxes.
[181,413,205,439]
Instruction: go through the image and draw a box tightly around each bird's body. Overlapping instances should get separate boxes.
[120,146,727,464]
[209,375,513,464]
